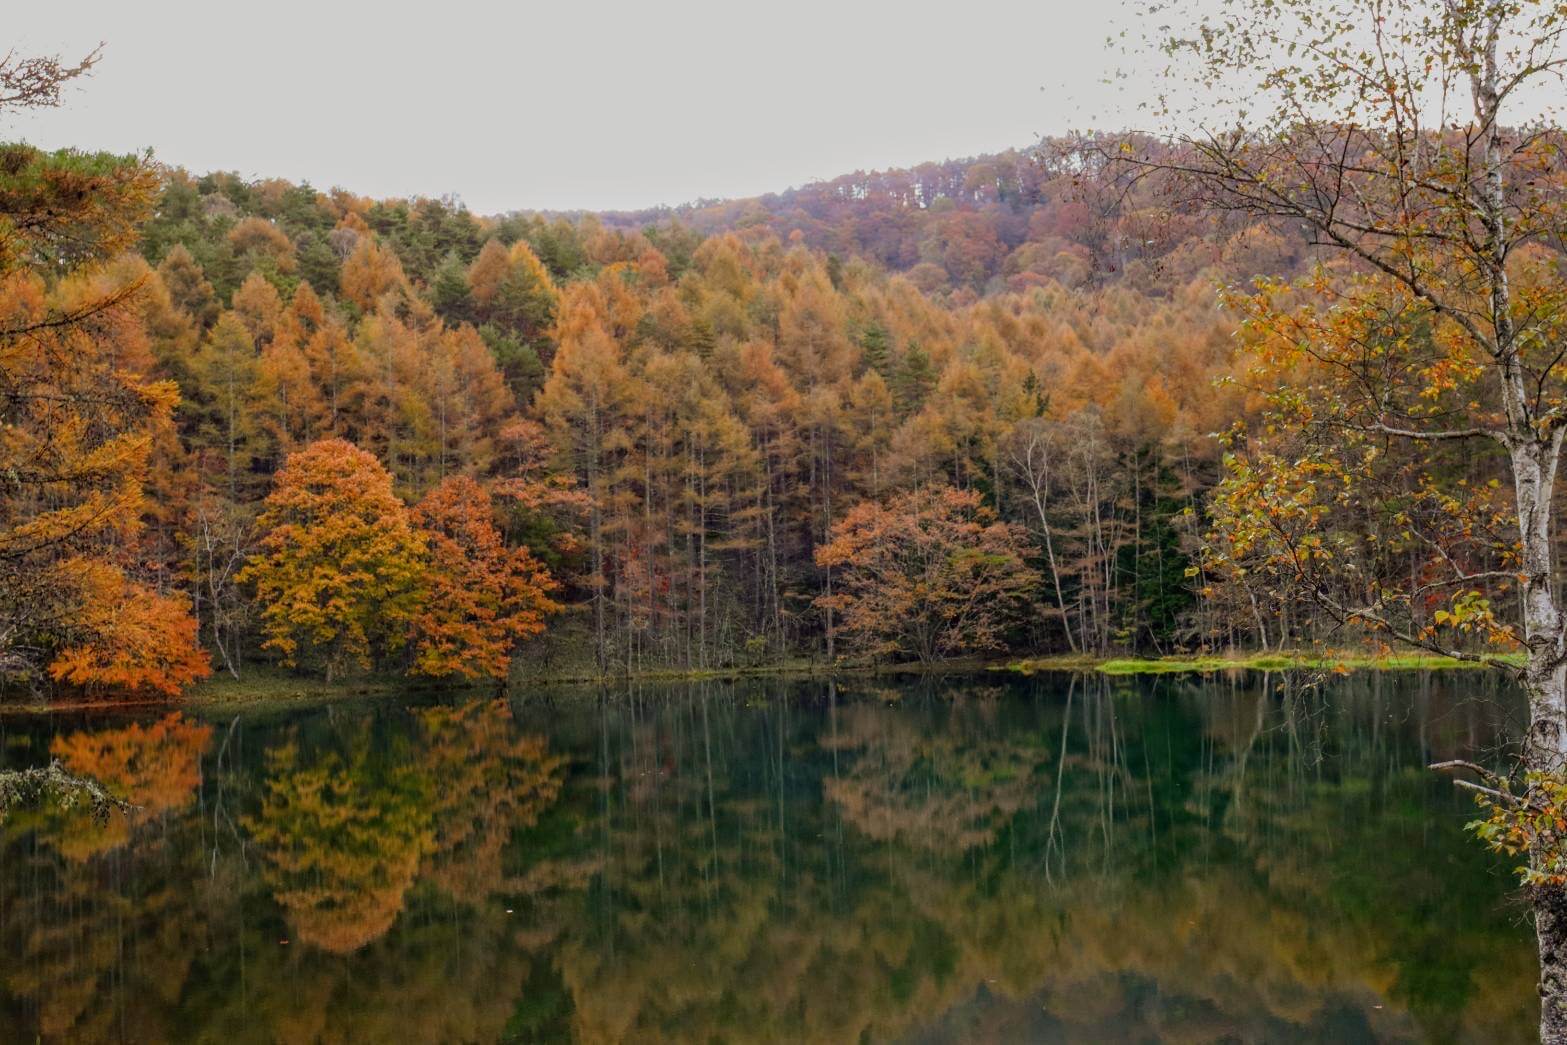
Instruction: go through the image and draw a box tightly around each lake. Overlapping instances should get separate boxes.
[0,671,1540,1043]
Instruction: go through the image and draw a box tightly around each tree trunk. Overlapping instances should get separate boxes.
[1538,880,1567,1044]
[1528,629,1567,1044]
[1460,18,1567,1030]
[1512,439,1567,1044]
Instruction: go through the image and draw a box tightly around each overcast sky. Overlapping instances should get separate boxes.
[6,1,1142,214]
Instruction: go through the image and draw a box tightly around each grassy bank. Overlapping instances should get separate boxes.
[190,650,1517,704]
[1006,651,1527,676]
[178,669,492,714]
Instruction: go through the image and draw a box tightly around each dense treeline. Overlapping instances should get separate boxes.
[123,153,1285,681]
[594,145,1315,296]
[4,135,1340,693]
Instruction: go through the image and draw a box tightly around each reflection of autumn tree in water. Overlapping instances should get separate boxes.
[821,694,1038,853]
[245,701,573,955]
[0,850,214,1041]
[416,698,567,901]
[47,712,212,858]
[537,685,1053,1042]
[1175,672,1535,1038]
[188,699,575,1044]
[905,674,1537,1043]
[0,698,580,1043]
[244,732,435,954]
[0,714,215,1041]
[190,893,552,1045]
[0,679,1539,1042]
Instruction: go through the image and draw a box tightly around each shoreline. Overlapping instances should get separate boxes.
[0,650,1525,714]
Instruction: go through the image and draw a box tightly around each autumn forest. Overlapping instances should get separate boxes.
[14,0,1567,1040]
[6,111,1307,697]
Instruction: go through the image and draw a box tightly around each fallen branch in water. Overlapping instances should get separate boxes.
[0,761,133,823]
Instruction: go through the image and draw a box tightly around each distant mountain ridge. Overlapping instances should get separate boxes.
[575,144,1309,296]
[150,143,1309,305]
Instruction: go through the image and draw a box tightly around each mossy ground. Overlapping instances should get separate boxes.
[1006,651,1526,676]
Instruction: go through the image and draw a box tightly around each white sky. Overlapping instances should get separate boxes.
[6,1,1145,214]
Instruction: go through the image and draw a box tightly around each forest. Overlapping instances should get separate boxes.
[3,124,1318,696]
[2,0,1564,706]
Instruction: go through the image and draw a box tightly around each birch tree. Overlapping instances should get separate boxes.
[1116,0,1567,1035]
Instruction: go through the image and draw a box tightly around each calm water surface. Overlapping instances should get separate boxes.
[0,671,1541,1043]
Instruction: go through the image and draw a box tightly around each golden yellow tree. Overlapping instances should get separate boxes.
[240,439,426,679]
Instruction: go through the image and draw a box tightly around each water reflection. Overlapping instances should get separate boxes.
[0,672,1537,1043]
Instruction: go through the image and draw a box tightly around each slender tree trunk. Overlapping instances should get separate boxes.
[1462,19,1567,1031]
[698,446,708,670]
[1515,438,1567,1044]
[1018,431,1078,653]
[822,421,836,660]
[588,399,606,672]
[1522,536,1567,1045]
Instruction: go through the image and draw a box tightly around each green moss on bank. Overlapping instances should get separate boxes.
[1006,651,1526,676]
[180,669,489,713]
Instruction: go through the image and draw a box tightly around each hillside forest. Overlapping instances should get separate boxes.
[10,71,1547,696]
[6,129,1319,696]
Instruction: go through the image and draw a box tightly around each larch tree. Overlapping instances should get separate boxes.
[339,237,409,312]
[300,308,364,436]
[231,271,283,345]
[1116,0,1567,1034]
[536,288,636,668]
[193,311,259,497]
[156,244,220,330]
[0,51,208,697]
[252,327,326,462]
[409,475,560,681]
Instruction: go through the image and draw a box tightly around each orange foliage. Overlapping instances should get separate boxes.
[416,699,567,900]
[227,216,296,274]
[0,149,205,695]
[816,485,1037,662]
[339,237,409,310]
[47,563,210,696]
[245,739,432,954]
[410,476,561,680]
[48,712,212,858]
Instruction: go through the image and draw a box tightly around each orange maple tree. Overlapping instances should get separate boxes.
[409,475,561,680]
[240,438,426,679]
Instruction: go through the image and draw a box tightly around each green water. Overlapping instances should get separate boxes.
[0,671,1539,1043]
